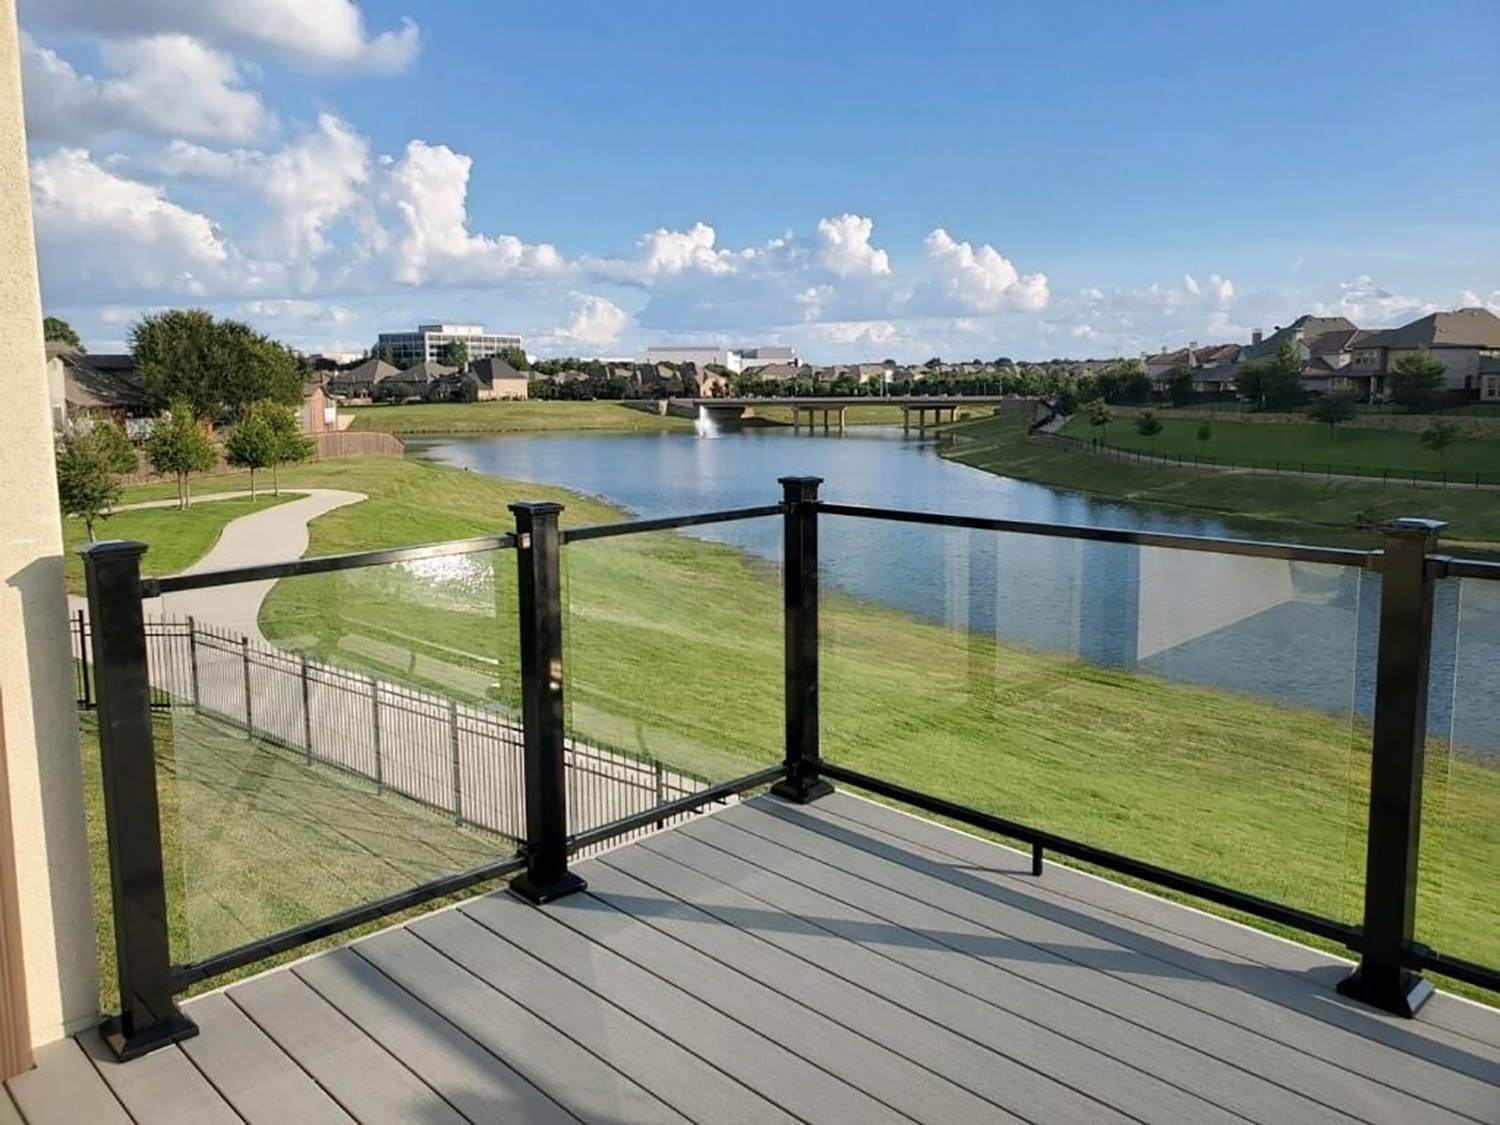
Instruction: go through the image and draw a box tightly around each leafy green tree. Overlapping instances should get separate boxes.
[86,419,138,474]
[1196,422,1212,445]
[1239,342,1304,410]
[500,347,531,371]
[1087,399,1113,441]
[1419,420,1459,466]
[1167,365,1194,407]
[263,400,314,495]
[1307,390,1358,436]
[442,339,469,369]
[224,403,278,500]
[1054,386,1080,415]
[44,315,82,349]
[55,427,122,540]
[131,309,304,423]
[1389,352,1446,411]
[144,400,216,509]
[1135,409,1163,450]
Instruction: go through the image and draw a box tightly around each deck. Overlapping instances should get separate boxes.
[6,792,1498,1125]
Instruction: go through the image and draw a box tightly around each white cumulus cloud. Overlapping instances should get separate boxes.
[816,213,890,278]
[560,293,629,345]
[1313,275,1437,326]
[630,222,747,278]
[924,228,1049,312]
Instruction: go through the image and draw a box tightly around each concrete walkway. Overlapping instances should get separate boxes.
[72,489,366,642]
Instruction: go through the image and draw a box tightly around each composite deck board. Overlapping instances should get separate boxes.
[735,799,1500,1124]
[7,793,1496,1125]
[351,927,692,1125]
[182,993,355,1125]
[820,793,1500,1054]
[523,870,1034,1125]
[588,848,1187,1125]
[228,968,468,1125]
[77,1032,240,1125]
[818,791,1500,1057]
[293,948,581,1125]
[448,891,908,1125]
[646,821,1373,1125]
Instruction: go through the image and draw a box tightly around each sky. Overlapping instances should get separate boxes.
[18,0,1500,363]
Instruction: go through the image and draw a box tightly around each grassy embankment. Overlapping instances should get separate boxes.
[948,413,1500,547]
[62,495,295,595]
[346,400,691,435]
[225,456,1499,1001]
[1059,413,1500,478]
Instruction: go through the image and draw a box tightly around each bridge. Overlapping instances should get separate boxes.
[678,395,1042,434]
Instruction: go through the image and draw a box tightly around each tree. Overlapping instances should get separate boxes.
[1419,420,1459,466]
[224,403,278,500]
[442,339,469,369]
[44,315,82,349]
[87,419,138,474]
[263,400,314,495]
[1135,409,1163,450]
[1167,365,1194,407]
[1197,422,1212,444]
[500,347,531,371]
[131,309,304,423]
[1087,400,1113,441]
[1307,390,1358,436]
[1389,352,1445,411]
[1239,341,1304,410]
[55,427,122,540]
[1054,386,1079,415]
[144,400,216,509]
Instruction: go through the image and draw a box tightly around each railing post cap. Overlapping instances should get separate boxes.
[78,538,149,561]
[1383,517,1446,538]
[508,500,565,518]
[779,475,823,494]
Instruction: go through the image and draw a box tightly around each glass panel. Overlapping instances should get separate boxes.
[562,521,782,846]
[1418,575,1500,983]
[819,516,1371,929]
[153,549,520,966]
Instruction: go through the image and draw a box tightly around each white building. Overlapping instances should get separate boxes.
[638,344,799,375]
[376,324,522,367]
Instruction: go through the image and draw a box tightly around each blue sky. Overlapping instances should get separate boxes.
[19,0,1500,360]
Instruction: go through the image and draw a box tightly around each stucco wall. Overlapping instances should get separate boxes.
[0,0,99,1046]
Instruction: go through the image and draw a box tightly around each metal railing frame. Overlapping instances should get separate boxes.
[81,477,1498,1060]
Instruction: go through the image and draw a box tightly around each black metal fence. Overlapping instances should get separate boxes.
[1040,431,1500,489]
[80,478,1499,1061]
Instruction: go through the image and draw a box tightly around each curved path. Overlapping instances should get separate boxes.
[72,488,366,642]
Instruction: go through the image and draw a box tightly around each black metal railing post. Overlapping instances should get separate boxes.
[508,501,586,905]
[1338,517,1445,1017]
[80,541,198,1059]
[772,476,834,804]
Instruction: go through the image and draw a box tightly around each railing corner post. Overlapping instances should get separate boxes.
[1338,517,1445,1017]
[772,476,834,805]
[508,501,586,905]
[79,540,198,1059]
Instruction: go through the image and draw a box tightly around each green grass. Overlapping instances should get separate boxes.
[79,709,511,1012]
[236,455,1498,1002]
[346,400,692,435]
[1061,413,1500,478]
[62,495,296,594]
[949,414,1500,547]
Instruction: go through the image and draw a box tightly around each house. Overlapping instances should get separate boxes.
[1141,342,1240,388]
[1479,351,1500,402]
[469,357,530,400]
[1241,316,1357,364]
[385,360,457,400]
[1351,308,1500,394]
[299,383,336,433]
[749,362,803,384]
[324,357,399,401]
[681,362,730,397]
[44,344,151,432]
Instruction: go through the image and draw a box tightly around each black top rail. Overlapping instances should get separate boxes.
[144,533,518,597]
[816,501,1380,569]
[560,504,784,544]
[1432,555,1500,582]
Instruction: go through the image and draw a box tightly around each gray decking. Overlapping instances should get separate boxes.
[6,792,1499,1124]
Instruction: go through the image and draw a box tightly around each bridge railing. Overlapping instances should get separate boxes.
[82,476,1498,1058]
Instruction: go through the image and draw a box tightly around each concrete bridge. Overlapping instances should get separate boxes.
[677,395,1041,434]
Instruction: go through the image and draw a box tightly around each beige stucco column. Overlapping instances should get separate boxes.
[0,0,100,1054]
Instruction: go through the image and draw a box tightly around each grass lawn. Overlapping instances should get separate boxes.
[62,495,296,594]
[346,400,691,435]
[1060,413,1500,479]
[950,414,1500,547]
[79,709,511,1012]
[231,455,1498,1002]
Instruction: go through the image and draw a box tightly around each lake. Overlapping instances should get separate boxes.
[410,426,1497,756]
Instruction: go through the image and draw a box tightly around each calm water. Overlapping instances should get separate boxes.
[411,426,1496,755]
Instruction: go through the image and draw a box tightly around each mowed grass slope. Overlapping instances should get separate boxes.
[346,400,691,434]
[246,455,1498,999]
[1060,413,1500,477]
[950,413,1500,546]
